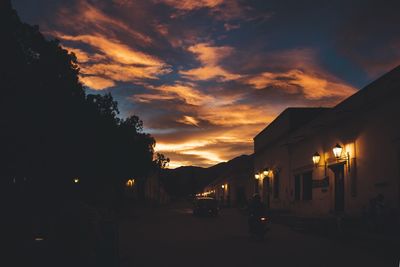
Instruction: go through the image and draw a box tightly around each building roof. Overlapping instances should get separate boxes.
[254,107,330,152]
[256,65,400,148]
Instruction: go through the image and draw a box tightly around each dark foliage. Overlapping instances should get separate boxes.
[0,2,167,265]
[0,1,159,216]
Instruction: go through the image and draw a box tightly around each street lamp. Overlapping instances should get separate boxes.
[312,152,321,166]
[333,144,343,159]
[126,179,135,188]
[332,143,351,172]
[312,152,327,175]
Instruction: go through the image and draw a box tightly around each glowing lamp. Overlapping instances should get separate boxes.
[254,174,260,179]
[73,178,79,184]
[312,152,321,166]
[263,169,269,176]
[221,184,225,189]
[333,144,343,159]
[126,179,135,187]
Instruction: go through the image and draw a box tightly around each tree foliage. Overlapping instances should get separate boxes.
[0,1,164,210]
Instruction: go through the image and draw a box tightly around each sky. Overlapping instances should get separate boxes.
[12,0,400,168]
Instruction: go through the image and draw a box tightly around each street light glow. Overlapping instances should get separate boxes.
[333,144,343,159]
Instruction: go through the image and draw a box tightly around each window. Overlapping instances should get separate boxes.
[302,171,313,200]
[294,174,301,201]
[273,173,280,199]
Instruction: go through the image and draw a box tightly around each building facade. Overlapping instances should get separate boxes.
[253,66,400,217]
[202,155,254,207]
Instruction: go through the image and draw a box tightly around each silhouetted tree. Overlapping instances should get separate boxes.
[154,153,170,170]
[0,0,157,215]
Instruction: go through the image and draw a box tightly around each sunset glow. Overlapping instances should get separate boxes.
[13,0,400,167]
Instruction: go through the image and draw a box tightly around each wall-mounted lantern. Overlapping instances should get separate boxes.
[126,179,135,188]
[332,143,351,172]
[312,152,321,166]
[332,144,343,159]
[312,152,327,175]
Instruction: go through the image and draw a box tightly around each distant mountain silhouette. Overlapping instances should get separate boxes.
[161,155,252,197]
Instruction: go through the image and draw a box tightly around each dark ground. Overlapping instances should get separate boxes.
[118,202,399,267]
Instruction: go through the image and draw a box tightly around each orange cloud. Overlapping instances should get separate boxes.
[159,0,224,11]
[57,34,164,66]
[246,69,356,100]
[55,33,171,90]
[154,122,269,168]
[63,46,107,63]
[133,82,213,106]
[79,76,116,90]
[187,43,233,65]
[181,66,241,81]
[177,115,200,126]
[57,1,152,44]
[199,104,275,126]
[81,63,169,81]
[180,43,241,81]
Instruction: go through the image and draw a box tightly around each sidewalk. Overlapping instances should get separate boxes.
[271,212,400,246]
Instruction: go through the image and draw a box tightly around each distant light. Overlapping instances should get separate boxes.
[35,237,45,241]
[221,184,225,189]
[254,174,260,179]
[126,179,135,187]
[73,178,79,184]
[263,169,269,176]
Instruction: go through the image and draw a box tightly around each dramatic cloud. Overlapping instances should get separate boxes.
[57,34,164,66]
[55,0,152,44]
[134,82,213,106]
[180,43,241,81]
[14,0,399,167]
[177,116,200,127]
[79,76,116,90]
[53,33,171,89]
[246,69,355,100]
[158,0,224,11]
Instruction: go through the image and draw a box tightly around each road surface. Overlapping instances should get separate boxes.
[119,202,398,267]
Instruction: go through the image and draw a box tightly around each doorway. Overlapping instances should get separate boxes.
[331,164,345,213]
